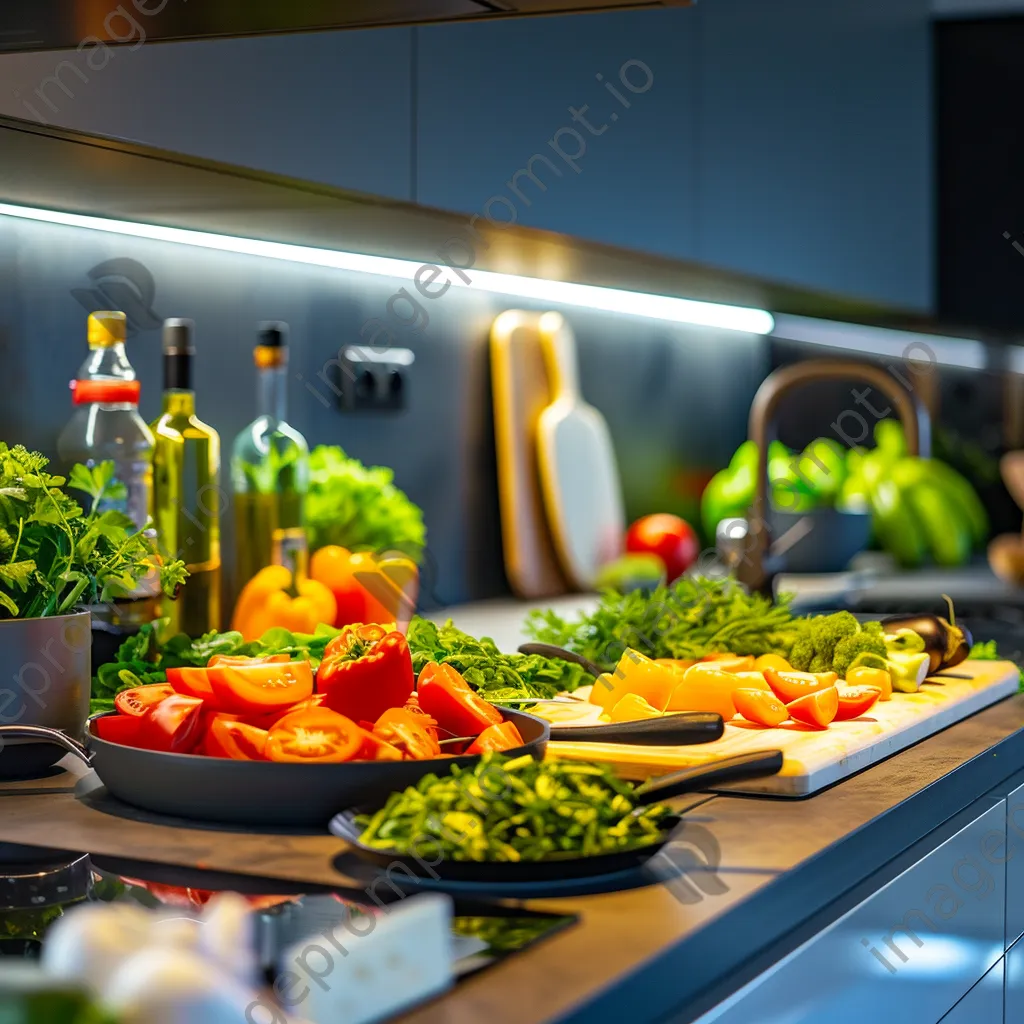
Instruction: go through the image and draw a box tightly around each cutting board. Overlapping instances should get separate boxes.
[547,660,1020,796]
[535,312,625,590]
[490,310,568,600]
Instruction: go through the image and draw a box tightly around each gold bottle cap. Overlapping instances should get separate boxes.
[88,311,127,347]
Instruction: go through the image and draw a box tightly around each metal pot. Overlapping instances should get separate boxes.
[0,611,91,779]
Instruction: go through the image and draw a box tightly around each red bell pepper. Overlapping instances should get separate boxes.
[317,623,414,723]
[417,662,503,738]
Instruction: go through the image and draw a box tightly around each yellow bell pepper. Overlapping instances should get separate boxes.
[230,565,338,641]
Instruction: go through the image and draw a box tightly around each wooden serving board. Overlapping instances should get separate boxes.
[547,660,1021,796]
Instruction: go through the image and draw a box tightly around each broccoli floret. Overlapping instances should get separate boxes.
[790,612,859,672]
[833,631,888,677]
[788,634,816,672]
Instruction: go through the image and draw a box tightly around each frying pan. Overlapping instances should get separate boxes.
[329,749,784,884]
[0,707,723,828]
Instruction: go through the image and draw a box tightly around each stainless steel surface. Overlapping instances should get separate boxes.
[737,359,931,592]
[0,724,91,764]
[0,611,91,777]
[938,958,1004,1024]
[0,1,694,52]
[695,802,1007,1024]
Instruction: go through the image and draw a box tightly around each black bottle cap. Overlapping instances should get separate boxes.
[258,322,289,348]
[163,318,195,356]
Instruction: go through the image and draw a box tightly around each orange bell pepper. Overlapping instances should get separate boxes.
[309,546,419,630]
[230,564,337,641]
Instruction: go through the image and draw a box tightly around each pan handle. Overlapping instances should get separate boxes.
[632,749,784,805]
[549,712,724,745]
[0,725,92,767]
[517,643,603,678]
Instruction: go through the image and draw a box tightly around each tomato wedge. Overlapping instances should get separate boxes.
[764,668,838,705]
[207,653,291,667]
[417,663,503,737]
[245,693,325,730]
[786,687,839,729]
[355,729,404,762]
[732,688,788,728]
[114,684,175,718]
[93,714,144,747]
[203,719,269,760]
[207,660,314,715]
[165,667,217,703]
[373,707,442,760]
[265,707,364,763]
[834,686,882,722]
[465,721,525,754]
[140,695,205,753]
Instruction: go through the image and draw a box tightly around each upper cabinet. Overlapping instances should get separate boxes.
[0,29,417,201]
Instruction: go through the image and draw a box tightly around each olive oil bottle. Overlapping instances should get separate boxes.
[231,323,309,589]
[151,319,222,635]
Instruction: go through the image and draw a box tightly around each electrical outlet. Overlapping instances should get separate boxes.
[332,346,413,413]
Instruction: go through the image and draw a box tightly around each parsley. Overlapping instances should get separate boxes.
[0,444,186,620]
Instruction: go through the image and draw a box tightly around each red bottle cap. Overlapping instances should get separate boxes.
[70,379,141,405]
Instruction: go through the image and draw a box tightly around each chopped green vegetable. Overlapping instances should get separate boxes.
[89,619,342,714]
[0,444,186,619]
[968,639,1024,690]
[524,576,805,671]
[406,616,591,700]
[356,754,671,862]
[306,445,425,560]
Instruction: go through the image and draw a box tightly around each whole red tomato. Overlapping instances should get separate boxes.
[625,514,699,582]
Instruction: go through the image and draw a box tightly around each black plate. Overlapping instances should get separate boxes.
[329,749,784,884]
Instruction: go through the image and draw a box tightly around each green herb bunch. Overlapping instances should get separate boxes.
[0,444,186,620]
[406,617,591,700]
[524,575,806,671]
[306,445,426,561]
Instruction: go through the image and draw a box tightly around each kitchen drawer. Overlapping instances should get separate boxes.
[1007,781,1024,946]
[937,958,1004,1024]
[693,801,1007,1024]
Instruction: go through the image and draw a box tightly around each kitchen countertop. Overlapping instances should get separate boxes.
[3,596,1024,1022]
[3,692,1024,1022]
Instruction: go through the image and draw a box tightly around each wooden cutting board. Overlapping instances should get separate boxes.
[547,660,1020,796]
[535,312,625,590]
[490,310,568,600]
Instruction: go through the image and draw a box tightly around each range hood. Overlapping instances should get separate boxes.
[0,0,693,54]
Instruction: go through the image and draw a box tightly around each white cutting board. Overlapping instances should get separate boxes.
[547,660,1020,796]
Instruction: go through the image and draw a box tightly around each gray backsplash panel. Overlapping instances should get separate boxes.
[0,215,769,608]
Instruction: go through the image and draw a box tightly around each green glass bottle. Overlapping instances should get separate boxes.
[231,323,309,590]
[151,319,222,635]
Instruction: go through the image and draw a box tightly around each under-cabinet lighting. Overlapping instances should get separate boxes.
[771,313,988,371]
[0,202,775,335]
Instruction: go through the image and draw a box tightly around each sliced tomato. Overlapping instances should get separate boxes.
[786,687,839,729]
[265,707,364,763]
[417,663,503,737]
[732,688,788,727]
[206,653,291,667]
[140,694,205,753]
[354,729,404,762]
[165,667,217,703]
[764,668,838,705]
[245,692,325,730]
[466,721,525,754]
[203,719,269,760]
[114,683,175,718]
[834,686,882,722]
[93,713,145,747]
[373,707,442,760]
[207,660,314,715]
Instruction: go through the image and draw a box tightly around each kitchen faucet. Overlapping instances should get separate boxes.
[733,358,931,593]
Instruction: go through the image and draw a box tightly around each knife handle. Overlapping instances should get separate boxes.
[549,712,723,745]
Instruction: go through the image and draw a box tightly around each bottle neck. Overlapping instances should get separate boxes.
[258,365,287,423]
[163,390,196,417]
